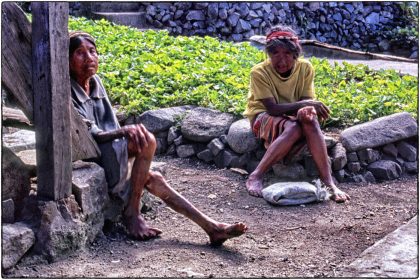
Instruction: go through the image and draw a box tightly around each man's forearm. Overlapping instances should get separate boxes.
[94,129,125,143]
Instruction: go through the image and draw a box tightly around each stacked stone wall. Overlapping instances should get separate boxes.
[135,2,418,57]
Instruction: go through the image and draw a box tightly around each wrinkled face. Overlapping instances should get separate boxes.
[69,38,99,81]
[268,46,296,75]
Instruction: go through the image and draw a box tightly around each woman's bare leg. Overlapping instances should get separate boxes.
[297,106,350,203]
[146,171,248,246]
[123,131,162,240]
[246,120,302,197]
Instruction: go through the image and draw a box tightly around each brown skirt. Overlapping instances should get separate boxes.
[252,112,306,163]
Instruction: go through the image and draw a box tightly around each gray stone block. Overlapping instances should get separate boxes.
[155,137,168,155]
[181,107,235,142]
[363,171,376,183]
[324,135,338,149]
[2,129,36,153]
[34,197,91,262]
[382,143,398,158]
[345,174,367,183]
[367,160,402,181]
[136,106,193,133]
[331,143,347,171]
[404,161,418,174]
[207,138,225,156]
[176,144,196,158]
[214,149,236,168]
[72,161,109,217]
[166,144,176,156]
[340,112,418,152]
[167,126,181,144]
[16,149,37,177]
[2,199,15,224]
[347,152,359,162]
[334,169,347,183]
[2,222,35,270]
[230,153,250,168]
[219,134,228,144]
[396,141,417,162]
[173,135,183,146]
[357,148,381,163]
[272,162,306,180]
[197,149,214,163]
[347,162,361,173]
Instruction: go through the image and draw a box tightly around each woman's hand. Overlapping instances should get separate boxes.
[299,100,330,121]
[122,124,152,155]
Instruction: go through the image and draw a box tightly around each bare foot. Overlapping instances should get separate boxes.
[209,222,248,246]
[246,174,263,197]
[122,214,162,240]
[330,188,350,203]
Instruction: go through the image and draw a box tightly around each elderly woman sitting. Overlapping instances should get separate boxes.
[69,31,247,244]
[244,25,350,203]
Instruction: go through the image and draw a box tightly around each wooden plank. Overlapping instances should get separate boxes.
[32,2,72,200]
[2,106,34,130]
[1,2,100,162]
[1,2,33,121]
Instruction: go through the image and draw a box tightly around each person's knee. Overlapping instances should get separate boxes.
[135,130,157,157]
[145,171,169,196]
[297,106,318,126]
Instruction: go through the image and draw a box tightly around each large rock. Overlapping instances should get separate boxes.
[367,160,402,181]
[330,143,347,171]
[72,161,109,218]
[34,196,92,262]
[396,141,417,162]
[226,118,259,154]
[2,129,36,153]
[181,107,236,142]
[340,112,418,152]
[134,106,194,133]
[1,146,31,216]
[2,222,35,270]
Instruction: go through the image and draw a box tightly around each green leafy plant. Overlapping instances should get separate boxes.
[69,17,418,128]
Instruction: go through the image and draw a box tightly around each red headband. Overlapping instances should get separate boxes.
[266,31,298,43]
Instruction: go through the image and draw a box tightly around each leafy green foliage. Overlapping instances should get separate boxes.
[69,17,418,127]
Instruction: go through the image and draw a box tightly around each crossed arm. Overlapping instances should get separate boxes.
[261,97,331,121]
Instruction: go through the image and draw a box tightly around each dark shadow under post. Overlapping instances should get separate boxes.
[32,2,72,200]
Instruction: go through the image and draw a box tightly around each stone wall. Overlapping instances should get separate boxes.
[122,107,418,184]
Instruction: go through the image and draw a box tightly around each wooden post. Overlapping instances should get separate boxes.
[32,2,72,200]
[1,3,101,162]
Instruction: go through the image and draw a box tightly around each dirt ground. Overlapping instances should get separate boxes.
[4,155,418,278]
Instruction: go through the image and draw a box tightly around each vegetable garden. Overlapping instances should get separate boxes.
[69,17,418,128]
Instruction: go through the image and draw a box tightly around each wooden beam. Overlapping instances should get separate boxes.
[1,2,100,162]
[32,2,72,200]
[2,106,34,130]
[1,2,33,121]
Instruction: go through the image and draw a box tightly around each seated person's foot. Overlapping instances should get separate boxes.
[209,222,248,247]
[246,174,264,197]
[122,213,162,240]
[330,187,350,203]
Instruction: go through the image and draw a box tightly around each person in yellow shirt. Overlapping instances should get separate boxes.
[244,25,350,203]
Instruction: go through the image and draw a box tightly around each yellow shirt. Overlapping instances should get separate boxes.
[243,58,315,121]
